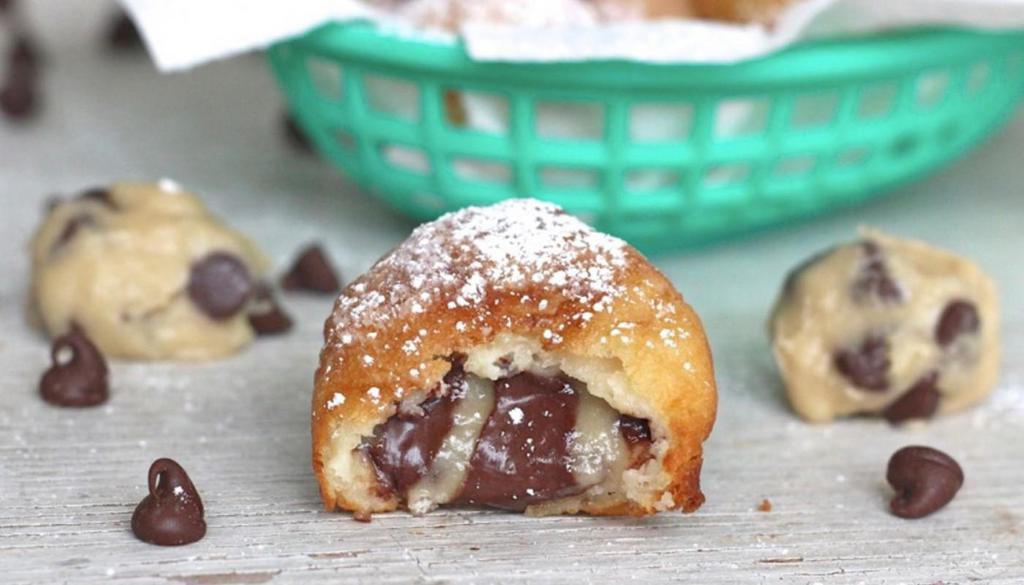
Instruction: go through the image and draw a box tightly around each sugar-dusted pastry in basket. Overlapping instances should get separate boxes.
[312,199,716,518]
[29,181,278,360]
[769,229,1000,423]
[693,0,791,23]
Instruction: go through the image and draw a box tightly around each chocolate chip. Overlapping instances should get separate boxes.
[852,241,902,303]
[247,284,293,335]
[833,334,890,392]
[281,244,341,294]
[883,371,940,424]
[78,187,115,208]
[187,253,254,320]
[131,458,206,546]
[0,69,37,120]
[886,446,963,519]
[618,415,652,445]
[39,327,109,407]
[54,214,95,250]
[282,112,313,153]
[107,11,143,50]
[935,300,980,347]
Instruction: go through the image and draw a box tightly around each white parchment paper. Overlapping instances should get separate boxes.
[123,0,1024,72]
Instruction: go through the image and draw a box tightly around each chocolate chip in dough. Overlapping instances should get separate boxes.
[618,415,652,445]
[187,253,254,320]
[935,300,980,347]
[886,446,963,519]
[54,214,96,250]
[39,327,109,407]
[282,112,313,153]
[883,371,940,424]
[247,284,293,335]
[281,244,341,294]
[131,458,206,546]
[853,241,902,303]
[833,334,890,392]
[77,187,116,208]
[107,11,143,51]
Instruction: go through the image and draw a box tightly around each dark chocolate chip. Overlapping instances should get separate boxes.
[131,458,206,546]
[54,214,96,250]
[39,327,108,407]
[107,11,143,50]
[852,241,902,303]
[78,187,115,208]
[883,371,940,424]
[833,334,890,392]
[187,253,254,320]
[0,69,37,120]
[247,284,293,335]
[282,112,313,153]
[886,446,963,519]
[618,415,652,445]
[935,300,980,347]
[455,373,582,511]
[280,244,341,294]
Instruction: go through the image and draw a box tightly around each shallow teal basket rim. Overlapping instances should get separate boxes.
[291,22,1024,89]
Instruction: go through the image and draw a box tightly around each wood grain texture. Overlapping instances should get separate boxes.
[1,2,1023,583]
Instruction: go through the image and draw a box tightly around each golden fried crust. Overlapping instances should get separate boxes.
[312,200,716,516]
[693,0,791,22]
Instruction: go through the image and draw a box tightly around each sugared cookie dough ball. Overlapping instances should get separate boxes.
[692,0,790,23]
[769,229,1000,423]
[30,182,269,360]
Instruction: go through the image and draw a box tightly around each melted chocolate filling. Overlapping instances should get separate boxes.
[364,364,652,511]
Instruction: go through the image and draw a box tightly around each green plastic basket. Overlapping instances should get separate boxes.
[268,23,1024,251]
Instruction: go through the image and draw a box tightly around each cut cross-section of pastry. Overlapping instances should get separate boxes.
[312,199,717,518]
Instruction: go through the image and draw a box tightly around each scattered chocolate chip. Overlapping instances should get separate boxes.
[187,253,254,320]
[54,214,95,250]
[935,300,980,347]
[884,372,941,424]
[618,415,652,445]
[247,284,293,335]
[39,327,109,407]
[0,68,37,120]
[282,112,313,153]
[131,458,206,546]
[886,446,963,519]
[853,241,902,303]
[281,244,340,294]
[833,334,890,392]
[77,187,115,207]
[107,11,143,50]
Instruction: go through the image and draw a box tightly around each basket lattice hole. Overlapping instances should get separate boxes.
[791,92,839,129]
[704,163,750,187]
[916,71,951,108]
[336,130,356,152]
[535,102,604,140]
[306,57,343,101]
[967,62,992,95]
[381,144,429,174]
[630,103,693,142]
[890,134,919,158]
[453,158,512,184]
[858,83,898,119]
[714,99,769,139]
[539,167,600,190]
[626,169,680,193]
[365,75,420,122]
[837,147,871,168]
[774,156,816,178]
[444,91,509,135]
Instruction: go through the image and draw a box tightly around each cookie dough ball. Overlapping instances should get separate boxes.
[769,229,1000,423]
[313,199,716,518]
[594,0,694,20]
[30,182,269,360]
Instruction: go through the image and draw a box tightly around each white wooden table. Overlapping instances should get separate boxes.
[2,2,1022,583]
